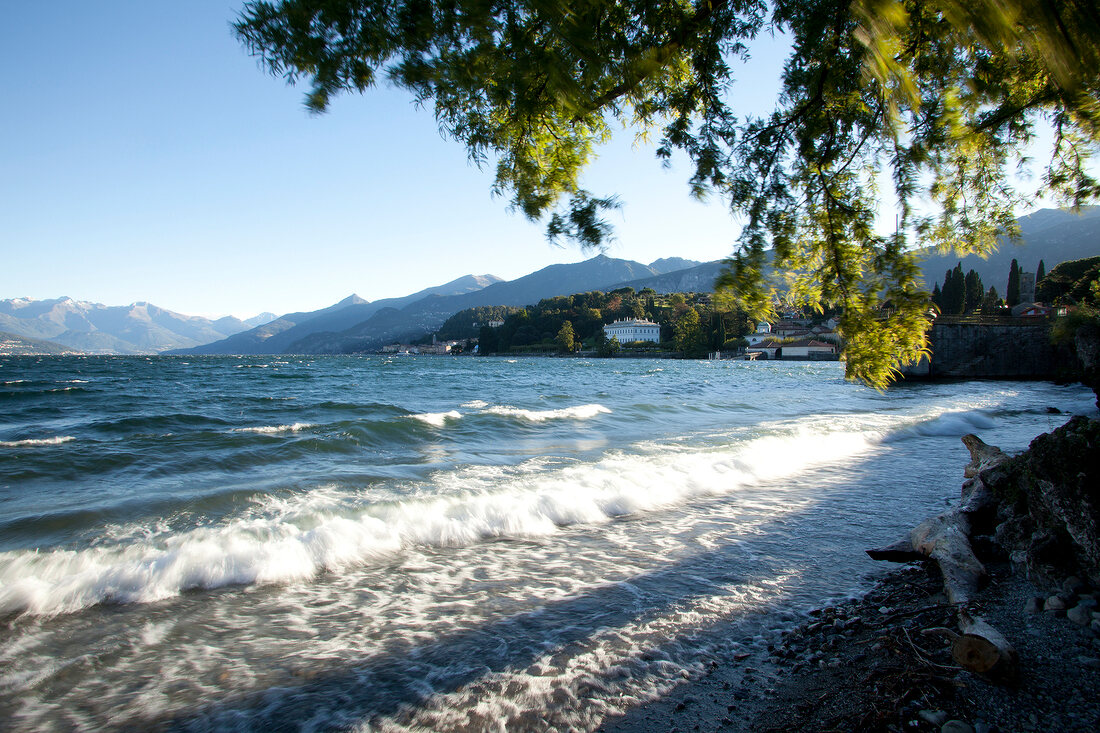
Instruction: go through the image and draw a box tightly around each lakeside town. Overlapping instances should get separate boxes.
[373,256,1094,366]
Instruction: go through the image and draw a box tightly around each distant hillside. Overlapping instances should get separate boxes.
[917,207,1100,293]
[615,260,725,294]
[243,312,278,328]
[0,331,80,356]
[175,274,503,355]
[292,255,666,353]
[0,297,263,354]
[648,257,703,274]
[623,209,1100,298]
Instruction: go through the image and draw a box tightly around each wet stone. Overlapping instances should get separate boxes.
[941,721,975,733]
[1063,576,1085,594]
[1068,605,1094,626]
[918,709,949,726]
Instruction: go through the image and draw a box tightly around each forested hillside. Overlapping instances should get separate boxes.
[455,288,757,357]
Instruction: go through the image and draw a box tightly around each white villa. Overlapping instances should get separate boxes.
[603,318,661,344]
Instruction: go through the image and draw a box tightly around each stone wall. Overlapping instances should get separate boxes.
[900,318,1058,379]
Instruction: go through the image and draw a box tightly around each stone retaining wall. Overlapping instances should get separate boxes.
[901,320,1057,379]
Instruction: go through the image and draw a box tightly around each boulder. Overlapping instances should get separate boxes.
[981,416,1100,584]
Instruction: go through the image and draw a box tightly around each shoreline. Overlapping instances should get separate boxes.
[601,561,1100,732]
[599,410,1100,732]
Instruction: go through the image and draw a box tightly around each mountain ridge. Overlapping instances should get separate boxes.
[0,298,276,354]
[172,273,504,355]
[7,208,1096,356]
[286,255,666,353]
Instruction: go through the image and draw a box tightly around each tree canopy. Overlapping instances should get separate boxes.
[235,0,1100,388]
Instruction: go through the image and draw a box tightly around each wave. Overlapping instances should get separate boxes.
[231,422,315,434]
[883,410,996,441]
[481,404,611,422]
[407,411,462,427]
[90,413,231,433]
[0,436,75,448]
[0,423,872,617]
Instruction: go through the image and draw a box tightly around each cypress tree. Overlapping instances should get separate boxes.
[931,282,942,310]
[1036,259,1046,285]
[1007,259,1021,307]
[982,286,1001,314]
[964,269,984,312]
[943,263,966,314]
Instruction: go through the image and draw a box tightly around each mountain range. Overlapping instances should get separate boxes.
[174,274,504,355]
[0,298,277,355]
[5,207,1097,356]
[186,255,704,355]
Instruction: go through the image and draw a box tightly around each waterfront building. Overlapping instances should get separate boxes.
[603,318,661,344]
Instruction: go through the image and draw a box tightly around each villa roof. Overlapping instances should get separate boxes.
[605,319,659,327]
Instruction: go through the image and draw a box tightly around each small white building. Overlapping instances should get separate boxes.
[603,318,661,344]
[747,321,772,347]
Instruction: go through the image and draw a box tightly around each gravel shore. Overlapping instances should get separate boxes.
[602,560,1100,732]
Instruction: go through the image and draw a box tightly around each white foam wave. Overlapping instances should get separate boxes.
[460,400,489,409]
[481,404,611,422]
[407,410,463,427]
[231,423,314,434]
[0,436,75,448]
[887,410,996,440]
[0,424,873,618]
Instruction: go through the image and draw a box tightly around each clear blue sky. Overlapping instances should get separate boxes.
[2,1,793,319]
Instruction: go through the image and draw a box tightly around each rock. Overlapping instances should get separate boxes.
[918,710,949,726]
[941,721,975,733]
[1047,406,1062,414]
[1078,656,1100,669]
[1025,596,1044,613]
[1075,321,1100,410]
[978,417,1100,585]
[1045,595,1067,611]
[1068,604,1093,626]
[1063,575,1086,594]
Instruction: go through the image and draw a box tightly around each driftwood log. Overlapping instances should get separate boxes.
[952,610,1019,683]
[868,434,1018,683]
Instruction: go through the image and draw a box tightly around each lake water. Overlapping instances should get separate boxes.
[0,355,1094,731]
